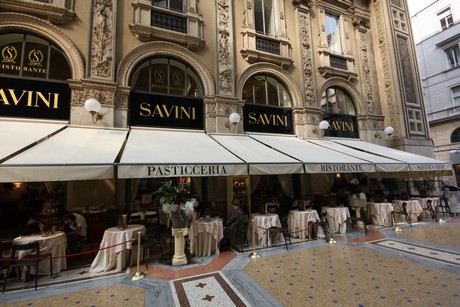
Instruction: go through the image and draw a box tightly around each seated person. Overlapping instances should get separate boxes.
[204,200,219,217]
[222,199,245,250]
[63,212,88,254]
[21,216,41,235]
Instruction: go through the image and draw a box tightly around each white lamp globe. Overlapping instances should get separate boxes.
[319,120,330,130]
[384,126,395,136]
[84,98,101,113]
[229,112,241,124]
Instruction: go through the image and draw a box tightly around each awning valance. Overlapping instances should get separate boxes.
[117,129,247,178]
[210,134,303,175]
[0,126,128,182]
[0,119,66,163]
[249,134,375,173]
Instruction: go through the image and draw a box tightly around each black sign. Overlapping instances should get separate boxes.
[0,76,70,120]
[322,114,359,138]
[243,103,293,134]
[129,92,204,129]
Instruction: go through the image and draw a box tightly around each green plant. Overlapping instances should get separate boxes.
[413,178,435,196]
[153,179,194,205]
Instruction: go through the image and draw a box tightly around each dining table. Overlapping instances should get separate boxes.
[247,213,284,248]
[287,209,320,239]
[393,199,423,222]
[13,231,67,277]
[89,224,146,273]
[323,207,350,233]
[367,202,394,226]
[188,217,224,256]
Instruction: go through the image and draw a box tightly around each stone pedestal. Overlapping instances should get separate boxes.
[351,207,365,228]
[172,228,188,266]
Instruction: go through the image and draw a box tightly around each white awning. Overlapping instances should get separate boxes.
[117,129,247,178]
[249,134,375,173]
[0,119,66,162]
[333,139,452,177]
[210,134,303,175]
[0,126,128,182]
[308,139,409,172]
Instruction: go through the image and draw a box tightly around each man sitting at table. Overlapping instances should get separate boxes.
[63,212,88,254]
[221,199,245,250]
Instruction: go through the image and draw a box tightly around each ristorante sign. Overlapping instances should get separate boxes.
[129,91,203,129]
[0,76,70,120]
[243,103,293,134]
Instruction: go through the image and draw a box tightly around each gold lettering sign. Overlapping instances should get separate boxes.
[248,112,288,126]
[139,102,196,120]
[1,46,47,74]
[329,120,355,132]
[0,88,60,108]
[1,46,18,64]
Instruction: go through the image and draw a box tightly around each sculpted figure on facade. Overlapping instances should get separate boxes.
[217,0,233,95]
[91,0,113,79]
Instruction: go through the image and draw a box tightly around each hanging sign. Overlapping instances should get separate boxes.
[129,91,204,129]
[322,114,359,138]
[243,103,293,134]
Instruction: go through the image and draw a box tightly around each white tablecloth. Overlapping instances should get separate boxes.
[288,210,320,239]
[89,224,145,273]
[367,202,394,226]
[247,213,284,248]
[415,198,439,210]
[13,231,67,276]
[393,200,423,222]
[325,207,350,233]
[189,218,223,256]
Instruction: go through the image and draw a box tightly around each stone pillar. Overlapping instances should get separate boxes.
[172,228,188,266]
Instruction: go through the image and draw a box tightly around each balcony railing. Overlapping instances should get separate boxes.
[428,105,460,122]
[256,37,280,55]
[330,55,347,70]
[152,10,187,34]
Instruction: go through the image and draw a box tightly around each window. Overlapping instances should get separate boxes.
[320,87,355,115]
[452,128,460,143]
[254,0,276,36]
[0,33,71,81]
[242,75,291,108]
[407,109,424,134]
[452,86,460,107]
[438,8,454,30]
[130,57,203,97]
[445,45,460,69]
[325,13,342,54]
[153,0,183,12]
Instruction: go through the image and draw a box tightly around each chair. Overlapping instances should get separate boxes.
[230,228,249,253]
[392,202,412,227]
[268,215,291,251]
[3,242,53,291]
[420,199,437,221]
[346,207,369,235]
[319,212,332,242]
[128,214,142,224]
[438,196,452,218]
[265,203,280,214]
[130,223,164,269]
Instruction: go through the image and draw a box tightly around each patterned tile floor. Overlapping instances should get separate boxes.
[1,216,459,306]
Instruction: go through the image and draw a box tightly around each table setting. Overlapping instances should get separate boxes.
[188,217,224,256]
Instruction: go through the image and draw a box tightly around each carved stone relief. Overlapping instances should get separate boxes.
[217,0,233,95]
[299,12,316,106]
[90,0,114,80]
[359,31,375,114]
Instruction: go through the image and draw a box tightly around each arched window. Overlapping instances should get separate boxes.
[320,87,356,115]
[452,128,460,143]
[242,75,291,108]
[130,57,203,97]
[0,32,71,81]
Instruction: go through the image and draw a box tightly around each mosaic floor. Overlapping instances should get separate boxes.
[1,217,459,306]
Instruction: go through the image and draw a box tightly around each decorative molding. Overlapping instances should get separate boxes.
[0,0,76,24]
[298,10,315,106]
[217,0,233,96]
[90,0,115,80]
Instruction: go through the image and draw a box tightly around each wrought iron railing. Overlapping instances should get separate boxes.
[330,55,347,70]
[256,37,280,55]
[151,10,187,34]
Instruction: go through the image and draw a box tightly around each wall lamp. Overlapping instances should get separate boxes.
[313,120,330,135]
[225,112,241,129]
[375,126,395,139]
[84,98,103,124]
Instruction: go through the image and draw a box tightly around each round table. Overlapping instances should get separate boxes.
[288,210,320,239]
[13,231,67,276]
[324,207,350,233]
[89,224,145,273]
[247,213,284,248]
[367,202,394,226]
[189,218,223,256]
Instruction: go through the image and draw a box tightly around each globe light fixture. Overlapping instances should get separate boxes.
[84,98,103,124]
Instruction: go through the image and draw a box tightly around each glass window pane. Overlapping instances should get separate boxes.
[279,85,291,108]
[242,78,254,103]
[264,0,275,35]
[150,59,169,94]
[22,41,49,78]
[0,35,23,76]
[170,0,183,12]
[254,0,264,33]
[253,76,267,105]
[451,128,460,143]
[169,59,186,96]
[49,47,71,80]
[266,76,278,106]
[325,13,342,53]
[153,0,167,8]
[186,69,202,97]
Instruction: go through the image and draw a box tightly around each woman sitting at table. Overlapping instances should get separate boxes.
[204,200,219,218]
[63,212,88,254]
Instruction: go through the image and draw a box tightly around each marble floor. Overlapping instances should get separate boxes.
[1,216,460,306]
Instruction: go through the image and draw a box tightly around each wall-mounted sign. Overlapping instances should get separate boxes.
[322,114,359,138]
[0,76,70,120]
[243,103,293,134]
[129,92,204,129]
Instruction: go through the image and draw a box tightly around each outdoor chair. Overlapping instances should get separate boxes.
[420,199,437,221]
[392,202,412,227]
[438,197,452,218]
[3,241,53,291]
[268,215,291,251]
[346,207,369,235]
